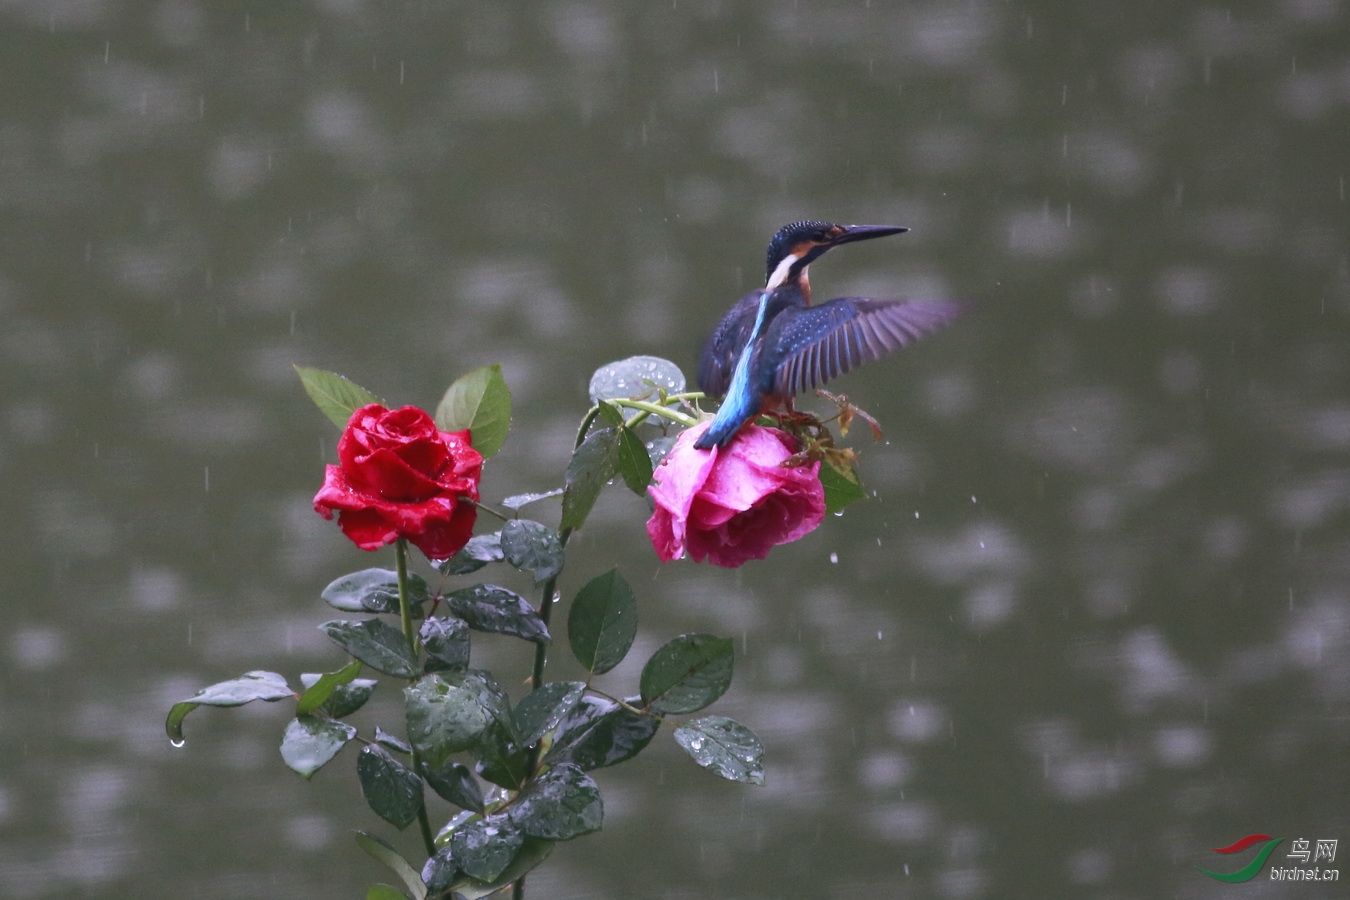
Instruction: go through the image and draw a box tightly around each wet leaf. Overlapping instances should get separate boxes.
[319,619,418,678]
[645,434,678,469]
[420,616,471,673]
[588,355,685,408]
[512,681,586,748]
[356,745,423,830]
[280,714,356,778]
[355,830,428,900]
[436,363,511,460]
[444,584,549,645]
[315,676,377,718]
[819,461,866,515]
[440,532,504,576]
[448,838,553,899]
[475,720,529,790]
[296,660,363,716]
[375,727,412,755]
[673,716,765,785]
[499,519,564,584]
[595,402,653,494]
[295,366,383,429]
[404,674,492,768]
[614,424,654,494]
[322,568,428,614]
[546,695,660,771]
[500,488,564,511]
[165,671,292,742]
[560,426,620,531]
[639,634,734,715]
[567,568,637,676]
[420,846,457,894]
[508,762,602,841]
[420,759,484,813]
[448,813,522,882]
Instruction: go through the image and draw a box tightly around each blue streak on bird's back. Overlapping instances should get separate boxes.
[694,290,772,450]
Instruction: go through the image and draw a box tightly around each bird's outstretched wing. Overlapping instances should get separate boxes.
[696,289,771,398]
[769,298,964,397]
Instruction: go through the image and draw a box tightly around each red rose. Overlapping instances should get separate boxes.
[314,404,483,559]
[647,421,826,568]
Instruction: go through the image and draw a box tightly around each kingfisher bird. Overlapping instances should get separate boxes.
[693,220,963,450]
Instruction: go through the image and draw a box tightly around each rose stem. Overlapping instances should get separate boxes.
[514,524,574,900]
[394,537,437,858]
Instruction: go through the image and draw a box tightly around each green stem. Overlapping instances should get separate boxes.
[606,398,699,428]
[394,538,437,859]
[513,524,575,900]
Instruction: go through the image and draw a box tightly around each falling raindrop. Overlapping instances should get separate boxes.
[829,552,839,564]
[170,739,186,749]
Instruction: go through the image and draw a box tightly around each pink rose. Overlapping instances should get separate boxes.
[314,404,482,559]
[647,422,826,568]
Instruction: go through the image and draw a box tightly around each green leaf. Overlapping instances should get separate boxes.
[436,363,511,459]
[322,568,428,614]
[500,488,564,511]
[375,727,412,755]
[420,616,471,673]
[615,422,654,494]
[673,716,765,785]
[404,674,492,768]
[295,366,383,429]
[819,461,866,515]
[560,426,620,531]
[508,763,602,841]
[587,355,686,409]
[449,813,523,882]
[296,660,363,716]
[165,671,292,742]
[440,532,503,576]
[365,886,408,900]
[475,720,530,790]
[567,568,637,676]
[499,519,564,584]
[318,677,377,718]
[355,831,428,900]
[356,745,424,830]
[512,681,586,748]
[280,714,356,778]
[444,584,550,645]
[639,634,734,715]
[545,695,660,771]
[595,402,654,494]
[319,619,418,678]
[448,837,553,899]
[419,759,484,812]
[420,847,457,895]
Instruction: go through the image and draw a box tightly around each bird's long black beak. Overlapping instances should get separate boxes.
[832,224,908,246]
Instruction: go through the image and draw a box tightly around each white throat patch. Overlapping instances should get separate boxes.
[765,251,805,290]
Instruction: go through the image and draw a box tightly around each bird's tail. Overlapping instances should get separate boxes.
[693,386,759,449]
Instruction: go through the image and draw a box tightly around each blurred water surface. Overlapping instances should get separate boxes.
[1,1,1347,898]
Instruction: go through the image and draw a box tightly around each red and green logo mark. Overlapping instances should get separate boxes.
[1196,834,1284,882]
